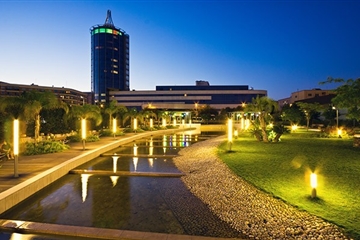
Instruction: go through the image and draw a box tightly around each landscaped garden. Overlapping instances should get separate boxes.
[218,129,360,239]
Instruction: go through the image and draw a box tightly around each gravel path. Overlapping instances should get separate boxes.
[173,136,351,240]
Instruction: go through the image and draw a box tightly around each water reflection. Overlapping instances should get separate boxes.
[1,132,226,235]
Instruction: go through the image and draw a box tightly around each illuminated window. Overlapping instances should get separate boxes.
[99,28,106,33]
[101,93,106,96]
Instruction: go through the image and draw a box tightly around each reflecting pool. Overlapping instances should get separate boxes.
[0,132,242,238]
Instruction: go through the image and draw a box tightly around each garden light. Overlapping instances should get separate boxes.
[13,119,19,177]
[81,118,86,150]
[112,118,117,137]
[133,118,137,130]
[337,128,342,138]
[310,173,317,198]
[150,118,153,128]
[292,124,298,131]
[173,119,176,126]
[228,118,233,151]
[162,118,166,127]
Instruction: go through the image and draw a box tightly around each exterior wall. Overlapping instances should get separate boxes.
[90,25,129,104]
[0,81,90,105]
[109,88,267,111]
[290,89,332,104]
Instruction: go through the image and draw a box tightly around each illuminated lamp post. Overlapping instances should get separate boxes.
[13,119,19,177]
[81,118,86,150]
[162,118,166,128]
[133,118,137,131]
[228,118,233,151]
[150,118,153,129]
[310,173,317,198]
[112,118,117,138]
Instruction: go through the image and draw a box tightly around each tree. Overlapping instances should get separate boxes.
[244,96,278,142]
[104,100,127,129]
[7,91,68,141]
[320,77,360,122]
[68,104,102,132]
[296,102,322,130]
[198,105,218,124]
[281,103,304,125]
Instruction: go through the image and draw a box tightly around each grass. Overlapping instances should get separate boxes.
[218,130,360,239]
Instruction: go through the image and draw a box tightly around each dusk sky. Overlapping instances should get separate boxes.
[1,0,359,100]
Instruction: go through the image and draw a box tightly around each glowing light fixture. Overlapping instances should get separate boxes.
[13,119,19,177]
[291,124,298,131]
[228,119,233,151]
[81,118,86,150]
[310,173,317,198]
[150,118,153,128]
[133,118,137,130]
[112,118,117,137]
[162,118,166,128]
[173,119,176,126]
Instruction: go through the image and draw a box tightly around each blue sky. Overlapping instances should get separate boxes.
[0,0,359,100]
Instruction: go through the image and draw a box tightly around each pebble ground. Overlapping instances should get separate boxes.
[173,136,352,240]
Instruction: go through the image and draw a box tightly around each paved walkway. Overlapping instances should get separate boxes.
[0,131,241,240]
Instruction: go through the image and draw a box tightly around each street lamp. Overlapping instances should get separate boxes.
[112,118,117,138]
[332,106,339,128]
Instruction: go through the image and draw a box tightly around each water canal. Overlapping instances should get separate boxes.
[0,131,243,239]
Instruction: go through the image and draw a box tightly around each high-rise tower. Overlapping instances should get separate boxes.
[90,10,129,104]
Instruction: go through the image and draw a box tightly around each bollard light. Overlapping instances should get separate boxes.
[112,118,117,137]
[13,119,19,177]
[81,118,86,150]
[228,119,233,151]
[133,118,137,131]
[310,173,317,198]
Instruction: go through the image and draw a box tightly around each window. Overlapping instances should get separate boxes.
[308,93,312,97]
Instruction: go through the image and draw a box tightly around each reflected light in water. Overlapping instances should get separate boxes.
[110,176,119,187]
[163,136,167,154]
[149,137,153,156]
[133,157,138,171]
[112,154,119,173]
[81,174,92,202]
[148,158,154,168]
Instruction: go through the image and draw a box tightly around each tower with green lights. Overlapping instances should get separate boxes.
[90,10,130,104]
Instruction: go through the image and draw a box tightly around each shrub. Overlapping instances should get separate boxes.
[24,140,70,155]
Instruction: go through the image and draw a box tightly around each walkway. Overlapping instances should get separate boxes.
[0,130,241,240]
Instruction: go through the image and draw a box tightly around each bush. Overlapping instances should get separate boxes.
[66,134,100,142]
[24,140,70,155]
[100,129,125,137]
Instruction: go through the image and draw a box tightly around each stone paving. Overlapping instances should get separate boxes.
[173,136,352,240]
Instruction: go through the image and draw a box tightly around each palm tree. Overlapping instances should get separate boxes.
[68,104,102,133]
[104,100,127,130]
[245,96,278,142]
[123,107,140,129]
[7,91,68,142]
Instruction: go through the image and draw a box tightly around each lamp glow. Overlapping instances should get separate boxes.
[227,119,233,143]
[228,119,233,151]
[81,118,86,150]
[13,119,19,155]
[81,119,86,140]
[133,118,137,130]
[292,124,298,131]
[310,173,317,198]
[173,119,176,126]
[150,118,153,128]
[112,118,117,135]
[13,119,19,177]
[162,118,166,127]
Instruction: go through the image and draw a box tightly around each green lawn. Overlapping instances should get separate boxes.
[218,130,360,239]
